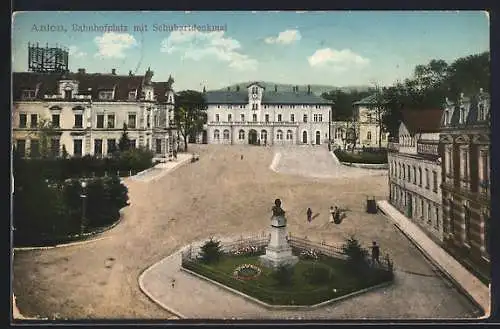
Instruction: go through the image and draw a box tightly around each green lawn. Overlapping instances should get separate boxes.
[183,254,393,305]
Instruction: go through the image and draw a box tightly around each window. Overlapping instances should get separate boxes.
[479,149,490,192]
[107,115,115,129]
[413,166,416,184]
[425,169,430,189]
[128,91,136,100]
[435,206,440,228]
[449,199,455,234]
[253,114,257,122]
[277,114,282,122]
[313,114,318,122]
[427,203,431,223]
[418,168,422,186]
[421,200,425,219]
[128,114,136,128]
[460,147,469,182]
[214,130,220,140]
[107,139,116,155]
[484,212,490,254]
[367,131,372,140]
[252,104,257,110]
[303,114,308,123]
[291,114,295,122]
[94,139,103,156]
[402,164,406,180]
[238,130,245,140]
[147,114,151,128]
[215,114,220,122]
[407,166,411,182]
[464,206,471,243]
[74,114,83,128]
[398,163,401,178]
[433,171,438,192]
[130,140,136,148]
[73,139,82,156]
[286,130,293,140]
[50,138,60,156]
[156,139,162,154]
[52,114,60,128]
[240,114,245,122]
[30,140,39,157]
[99,91,113,100]
[276,130,283,140]
[64,90,72,100]
[318,114,323,122]
[96,115,104,128]
[265,114,269,122]
[17,139,26,157]
[30,114,38,128]
[382,134,386,141]
[223,130,230,140]
[22,90,36,100]
[228,114,232,122]
[367,114,372,123]
[19,114,27,128]
[261,130,267,141]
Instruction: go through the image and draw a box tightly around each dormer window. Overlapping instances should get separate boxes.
[128,91,136,100]
[22,90,36,100]
[64,90,73,100]
[99,91,113,100]
[460,107,466,124]
[444,110,449,125]
[478,104,485,121]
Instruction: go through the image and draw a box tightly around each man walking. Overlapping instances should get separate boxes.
[307,208,313,223]
[371,241,380,265]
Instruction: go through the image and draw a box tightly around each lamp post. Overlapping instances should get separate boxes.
[80,181,87,234]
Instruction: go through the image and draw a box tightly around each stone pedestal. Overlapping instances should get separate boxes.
[259,215,298,268]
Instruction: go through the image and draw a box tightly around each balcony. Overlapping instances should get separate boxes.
[417,141,439,156]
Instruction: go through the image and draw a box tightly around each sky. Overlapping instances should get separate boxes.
[12,11,489,91]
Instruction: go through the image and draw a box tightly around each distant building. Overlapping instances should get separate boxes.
[352,94,390,149]
[12,68,177,159]
[440,91,491,283]
[204,83,332,145]
[387,108,444,243]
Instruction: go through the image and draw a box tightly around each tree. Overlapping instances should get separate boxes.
[371,82,388,149]
[174,90,208,151]
[118,123,131,152]
[26,118,58,158]
[341,235,369,270]
[199,237,224,264]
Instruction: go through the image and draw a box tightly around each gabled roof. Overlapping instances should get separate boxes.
[401,108,444,134]
[204,90,331,105]
[152,81,173,103]
[246,82,266,89]
[353,94,387,106]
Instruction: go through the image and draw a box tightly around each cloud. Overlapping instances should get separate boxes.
[94,32,138,58]
[308,48,370,70]
[264,29,301,45]
[160,30,257,71]
[68,45,87,58]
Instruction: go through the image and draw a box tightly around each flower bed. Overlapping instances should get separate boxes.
[228,245,265,256]
[233,264,262,280]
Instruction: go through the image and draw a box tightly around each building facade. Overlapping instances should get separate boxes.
[204,83,332,145]
[12,68,177,159]
[352,94,390,149]
[388,109,444,243]
[440,91,491,283]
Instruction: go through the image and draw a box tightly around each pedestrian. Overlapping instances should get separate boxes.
[334,206,341,224]
[241,154,244,160]
[307,208,313,223]
[371,241,380,265]
[329,206,335,223]
[171,278,176,288]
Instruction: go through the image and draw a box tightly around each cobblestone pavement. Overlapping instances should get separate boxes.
[12,145,480,320]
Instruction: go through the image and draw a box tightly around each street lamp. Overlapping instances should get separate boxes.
[80,181,87,234]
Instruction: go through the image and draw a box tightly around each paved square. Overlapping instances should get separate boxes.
[13,145,480,319]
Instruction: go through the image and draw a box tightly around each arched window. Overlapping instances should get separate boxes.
[214,129,220,140]
[238,129,245,140]
[367,131,372,140]
[277,130,283,140]
[286,130,293,140]
[261,130,267,141]
[223,129,230,140]
[302,131,308,143]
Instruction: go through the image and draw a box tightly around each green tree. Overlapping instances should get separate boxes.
[118,123,131,152]
[174,90,207,151]
[341,235,369,271]
[199,237,224,264]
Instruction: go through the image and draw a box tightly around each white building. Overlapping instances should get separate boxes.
[387,108,444,243]
[204,83,332,145]
[12,68,177,159]
[352,94,390,149]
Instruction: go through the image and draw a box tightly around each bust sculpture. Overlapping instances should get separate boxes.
[272,198,286,217]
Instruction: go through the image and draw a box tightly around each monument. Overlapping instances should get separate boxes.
[259,199,299,268]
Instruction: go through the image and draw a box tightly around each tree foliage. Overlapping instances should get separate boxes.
[321,89,373,121]
[199,237,224,264]
[341,235,369,270]
[118,123,131,152]
[174,90,207,151]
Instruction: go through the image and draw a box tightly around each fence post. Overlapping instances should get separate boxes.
[129,170,132,176]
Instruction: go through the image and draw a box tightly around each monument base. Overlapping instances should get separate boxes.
[259,246,299,269]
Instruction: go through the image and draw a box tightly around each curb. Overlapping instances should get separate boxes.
[377,201,489,318]
[329,151,341,165]
[340,162,388,169]
[181,266,393,310]
[134,156,192,183]
[13,210,125,251]
[138,251,187,319]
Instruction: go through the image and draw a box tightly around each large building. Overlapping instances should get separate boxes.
[388,108,444,243]
[12,68,177,159]
[440,91,491,283]
[352,94,390,149]
[204,83,332,145]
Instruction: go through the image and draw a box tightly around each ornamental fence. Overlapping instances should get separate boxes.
[181,233,393,272]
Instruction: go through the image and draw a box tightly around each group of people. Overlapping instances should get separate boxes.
[304,206,343,224]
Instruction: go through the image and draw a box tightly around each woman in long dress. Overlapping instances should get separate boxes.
[329,206,335,223]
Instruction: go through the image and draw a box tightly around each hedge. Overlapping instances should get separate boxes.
[334,149,388,164]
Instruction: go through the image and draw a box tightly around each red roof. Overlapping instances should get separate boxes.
[401,108,444,134]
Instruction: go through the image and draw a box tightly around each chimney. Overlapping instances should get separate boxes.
[236,85,240,92]
[128,70,133,76]
[78,68,86,74]
[111,68,116,75]
[227,86,230,91]
[307,85,311,94]
[274,85,278,92]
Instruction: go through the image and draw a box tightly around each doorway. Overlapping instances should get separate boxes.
[248,129,258,145]
[302,131,308,144]
[315,131,321,145]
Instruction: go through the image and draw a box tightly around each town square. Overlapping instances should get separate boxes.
[11,11,490,321]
